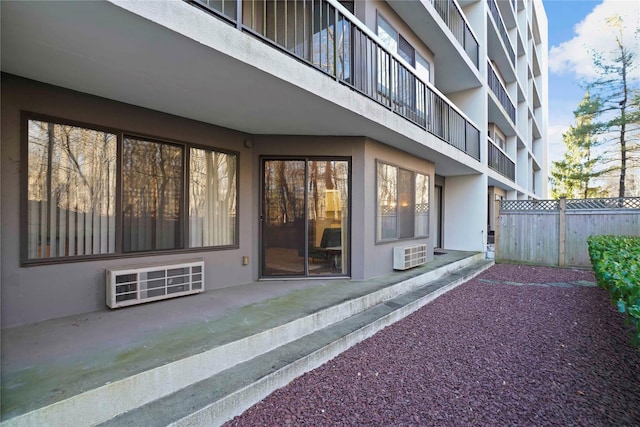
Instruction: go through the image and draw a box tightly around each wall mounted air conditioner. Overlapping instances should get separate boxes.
[106,260,204,308]
[393,244,427,270]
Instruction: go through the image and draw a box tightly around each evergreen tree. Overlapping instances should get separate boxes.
[550,92,604,199]
[575,15,640,198]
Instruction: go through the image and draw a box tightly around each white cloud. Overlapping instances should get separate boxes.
[548,124,570,163]
[548,0,640,79]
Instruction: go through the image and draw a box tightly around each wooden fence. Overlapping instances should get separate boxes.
[496,197,640,267]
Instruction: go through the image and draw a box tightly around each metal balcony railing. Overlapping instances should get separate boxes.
[487,0,515,67]
[488,62,516,124]
[193,0,237,22]
[431,0,479,68]
[188,0,481,161]
[488,138,515,181]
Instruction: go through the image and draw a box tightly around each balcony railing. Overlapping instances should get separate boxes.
[487,0,515,67]
[488,62,516,124]
[188,0,480,160]
[431,0,479,68]
[488,138,515,181]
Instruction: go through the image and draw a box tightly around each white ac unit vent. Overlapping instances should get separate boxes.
[106,260,204,308]
[393,244,427,270]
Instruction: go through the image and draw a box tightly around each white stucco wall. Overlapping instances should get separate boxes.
[442,174,487,251]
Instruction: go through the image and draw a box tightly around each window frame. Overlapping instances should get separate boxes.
[21,112,240,266]
[375,160,430,243]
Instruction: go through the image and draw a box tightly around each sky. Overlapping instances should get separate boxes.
[542,0,640,165]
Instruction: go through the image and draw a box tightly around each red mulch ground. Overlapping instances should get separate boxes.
[226,264,640,426]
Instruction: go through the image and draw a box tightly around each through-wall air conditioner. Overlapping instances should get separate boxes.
[106,260,204,308]
[393,244,427,270]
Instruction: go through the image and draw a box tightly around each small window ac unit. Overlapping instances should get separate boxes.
[106,260,204,308]
[393,244,427,270]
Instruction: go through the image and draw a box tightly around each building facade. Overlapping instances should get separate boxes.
[1,0,548,327]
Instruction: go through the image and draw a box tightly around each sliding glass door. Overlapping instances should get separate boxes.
[262,158,349,277]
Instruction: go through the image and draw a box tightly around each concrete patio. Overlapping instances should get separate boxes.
[1,250,492,426]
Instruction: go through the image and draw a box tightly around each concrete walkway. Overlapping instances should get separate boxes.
[1,250,490,426]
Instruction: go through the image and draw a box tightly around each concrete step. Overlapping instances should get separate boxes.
[1,253,491,426]
[99,259,493,427]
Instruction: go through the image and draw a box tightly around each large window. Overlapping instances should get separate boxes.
[26,120,117,259]
[122,137,184,252]
[25,117,238,262]
[376,161,429,241]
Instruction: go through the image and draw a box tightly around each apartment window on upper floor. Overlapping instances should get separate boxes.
[338,1,354,13]
[490,61,506,87]
[376,14,431,84]
[376,13,397,98]
[489,123,506,151]
[376,161,429,242]
[24,116,237,262]
[376,13,431,124]
[532,170,536,194]
[416,53,430,84]
[398,35,415,67]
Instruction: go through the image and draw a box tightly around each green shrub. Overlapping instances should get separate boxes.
[587,235,640,345]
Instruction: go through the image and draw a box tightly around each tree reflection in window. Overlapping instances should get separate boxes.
[26,118,239,261]
[122,137,183,252]
[376,161,430,241]
[377,162,397,240]
[27,120,116,258]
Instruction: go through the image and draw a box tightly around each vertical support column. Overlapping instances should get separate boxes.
[558,197,566,266]
[236,0,243,30]
[334,5,339,81]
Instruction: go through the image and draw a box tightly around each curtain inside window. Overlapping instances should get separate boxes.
[415,173,429,236]
[398,168,415,239]
[376,162,397,240]
[189,149,237,247]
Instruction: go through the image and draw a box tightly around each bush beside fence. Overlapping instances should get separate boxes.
[587,235,640,345]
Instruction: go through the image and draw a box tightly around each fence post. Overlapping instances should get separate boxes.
[558,197,566,266]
